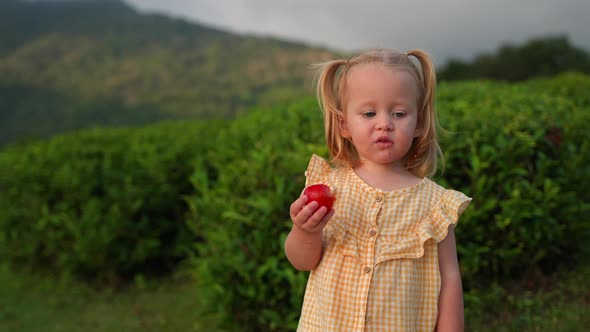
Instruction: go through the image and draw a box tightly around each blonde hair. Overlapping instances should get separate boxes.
[314,48,443,178]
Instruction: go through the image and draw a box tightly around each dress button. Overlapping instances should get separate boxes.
[368,229,377,237]
[375,195,383,202]
[363,265,371,274]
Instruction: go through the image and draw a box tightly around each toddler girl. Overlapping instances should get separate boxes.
[285,49,471,331]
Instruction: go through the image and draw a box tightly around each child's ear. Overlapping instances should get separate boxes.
[413,122,423,138]
[338,112,350,138]
[413,127,422,138]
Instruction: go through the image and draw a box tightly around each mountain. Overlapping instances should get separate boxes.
[0,0,342,145]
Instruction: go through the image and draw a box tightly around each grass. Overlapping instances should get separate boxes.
[465,263,590,331]
[0,262,588,331]
[0,264,222,332]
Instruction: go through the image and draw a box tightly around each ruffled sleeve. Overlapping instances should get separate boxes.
[304,154,332,187]
[423,189,472,243]
[376,189,471,264]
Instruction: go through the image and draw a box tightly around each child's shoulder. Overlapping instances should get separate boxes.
[421,177,448,195]
[305,154,331,186]
[304,154,348,187]
[305,153,330,175]
[418,179,472,223]
[419,178,470,203]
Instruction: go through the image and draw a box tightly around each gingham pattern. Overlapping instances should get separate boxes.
[297,155,471,332]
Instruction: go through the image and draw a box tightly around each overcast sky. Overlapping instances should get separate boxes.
[125,0,589,65]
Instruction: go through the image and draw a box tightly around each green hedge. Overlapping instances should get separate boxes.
[0,73,588,330]
[0,120,222,282]
[188,73,590,331]
[188,99,325,331]
[436,73,590,284]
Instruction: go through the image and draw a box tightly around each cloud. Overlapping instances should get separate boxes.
[127,0,590,65]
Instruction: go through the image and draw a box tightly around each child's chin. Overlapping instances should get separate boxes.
[374,157,403,166]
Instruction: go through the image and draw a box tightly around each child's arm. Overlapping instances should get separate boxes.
[436,225,464,332]
[284,194,334,271]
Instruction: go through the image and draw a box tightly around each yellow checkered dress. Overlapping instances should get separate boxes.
[297,155,472,331]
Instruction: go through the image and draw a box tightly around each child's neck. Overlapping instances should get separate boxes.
[354,161,422,192]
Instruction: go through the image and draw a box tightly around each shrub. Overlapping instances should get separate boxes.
[437,74,590,286]
[189,99,326,331]
[189,73,590,330]
[0,120,221,282]
[1,73,588,330]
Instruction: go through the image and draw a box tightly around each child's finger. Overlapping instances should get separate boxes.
[294,201,319,225]
[321,209,335,224]
[303,205,328,229]
[305,208,334,233]
[316,209,335,229]
[289,194,308,219]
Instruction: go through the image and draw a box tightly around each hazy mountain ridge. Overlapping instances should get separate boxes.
[0,0,341,145]
[2,0,588,146]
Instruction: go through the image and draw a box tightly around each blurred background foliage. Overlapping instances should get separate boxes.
[1,0,589,146]
[1,74,589,330]
[0,0,341,145]
[0,0,589,331]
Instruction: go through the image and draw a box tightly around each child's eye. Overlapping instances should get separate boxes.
[362,111,376,118]
[393,111,406,118]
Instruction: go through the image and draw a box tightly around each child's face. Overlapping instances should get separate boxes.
[341,63,420,168]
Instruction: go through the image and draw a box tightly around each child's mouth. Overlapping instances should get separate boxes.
[376,136,393,147]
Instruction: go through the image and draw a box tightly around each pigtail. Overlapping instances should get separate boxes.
[313,60,353,166]
[407,49,443,177]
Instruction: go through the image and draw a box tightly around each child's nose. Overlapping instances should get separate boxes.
[377,114,394,131]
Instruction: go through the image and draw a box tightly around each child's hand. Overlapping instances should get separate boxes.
[290,193,334,234]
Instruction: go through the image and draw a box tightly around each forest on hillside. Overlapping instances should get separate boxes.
[0,0,340,145]
[1,0,589,148]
